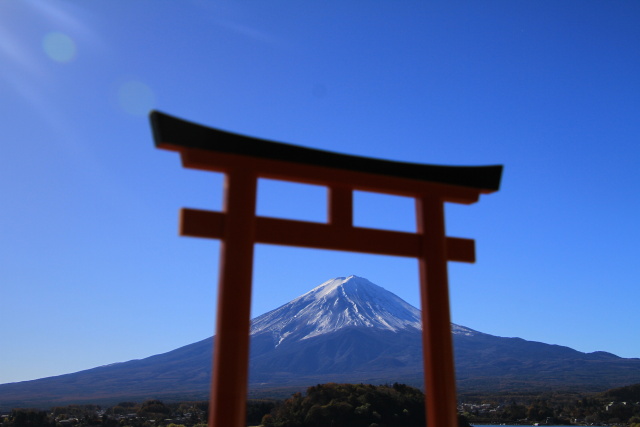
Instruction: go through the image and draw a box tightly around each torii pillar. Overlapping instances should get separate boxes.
[150,111,502,427]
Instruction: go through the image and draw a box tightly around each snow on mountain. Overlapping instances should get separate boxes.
[451,324,478,336]
[250,275,475,347]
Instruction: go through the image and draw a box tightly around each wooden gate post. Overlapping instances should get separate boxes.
[207,169,257,427]
[417,196,458,427]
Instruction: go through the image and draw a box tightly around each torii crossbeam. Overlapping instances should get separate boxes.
[150,111,502,427]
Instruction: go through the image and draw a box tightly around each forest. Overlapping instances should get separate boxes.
[2,382,640,427]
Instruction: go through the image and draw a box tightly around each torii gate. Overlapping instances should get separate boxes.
[150,111,502,427]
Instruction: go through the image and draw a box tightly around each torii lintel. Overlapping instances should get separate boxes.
[150,110,502,427]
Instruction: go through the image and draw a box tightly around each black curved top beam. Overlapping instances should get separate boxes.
[150,111,502,192]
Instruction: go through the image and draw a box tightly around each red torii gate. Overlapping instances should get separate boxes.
[150,111,502,427]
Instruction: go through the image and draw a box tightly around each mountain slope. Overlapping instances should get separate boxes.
[1,275,639,409]
[250,276,422,344]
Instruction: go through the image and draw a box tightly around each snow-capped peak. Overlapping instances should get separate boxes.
[250,276,477,347]
[250,276,422,346]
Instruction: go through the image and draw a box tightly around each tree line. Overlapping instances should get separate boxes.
[458,383,640,426]
[3,382,640,427]
[261,382,443,427]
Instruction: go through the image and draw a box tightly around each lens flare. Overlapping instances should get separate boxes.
[42,31,76,63]
[117,80,156,116]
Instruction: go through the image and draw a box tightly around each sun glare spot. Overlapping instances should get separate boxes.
[117,81,156,116]
[42,32,76,63]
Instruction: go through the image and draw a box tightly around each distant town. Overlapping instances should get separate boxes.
[2,382,640,427]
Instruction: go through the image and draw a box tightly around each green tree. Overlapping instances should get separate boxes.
[9,409,52,427]
[263,383,425,427]
[138,400,171,418]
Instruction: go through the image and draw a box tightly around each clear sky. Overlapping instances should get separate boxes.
[1,0,639,385]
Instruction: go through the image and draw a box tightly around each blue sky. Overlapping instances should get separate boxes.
[1,0,639,385]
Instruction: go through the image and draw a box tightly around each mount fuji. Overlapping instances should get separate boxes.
[249,276,428,384]
[2,275,640,409]
[252,276,423,344]
[247,276,476,386]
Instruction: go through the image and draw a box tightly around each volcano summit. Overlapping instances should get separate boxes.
[251,276,422,343]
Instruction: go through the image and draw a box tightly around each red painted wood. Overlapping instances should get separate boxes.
[175,147,482,204]
[208,169,257,427]
[328,185,353,229]
[417,196,459,427]
[179,208,475,263]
